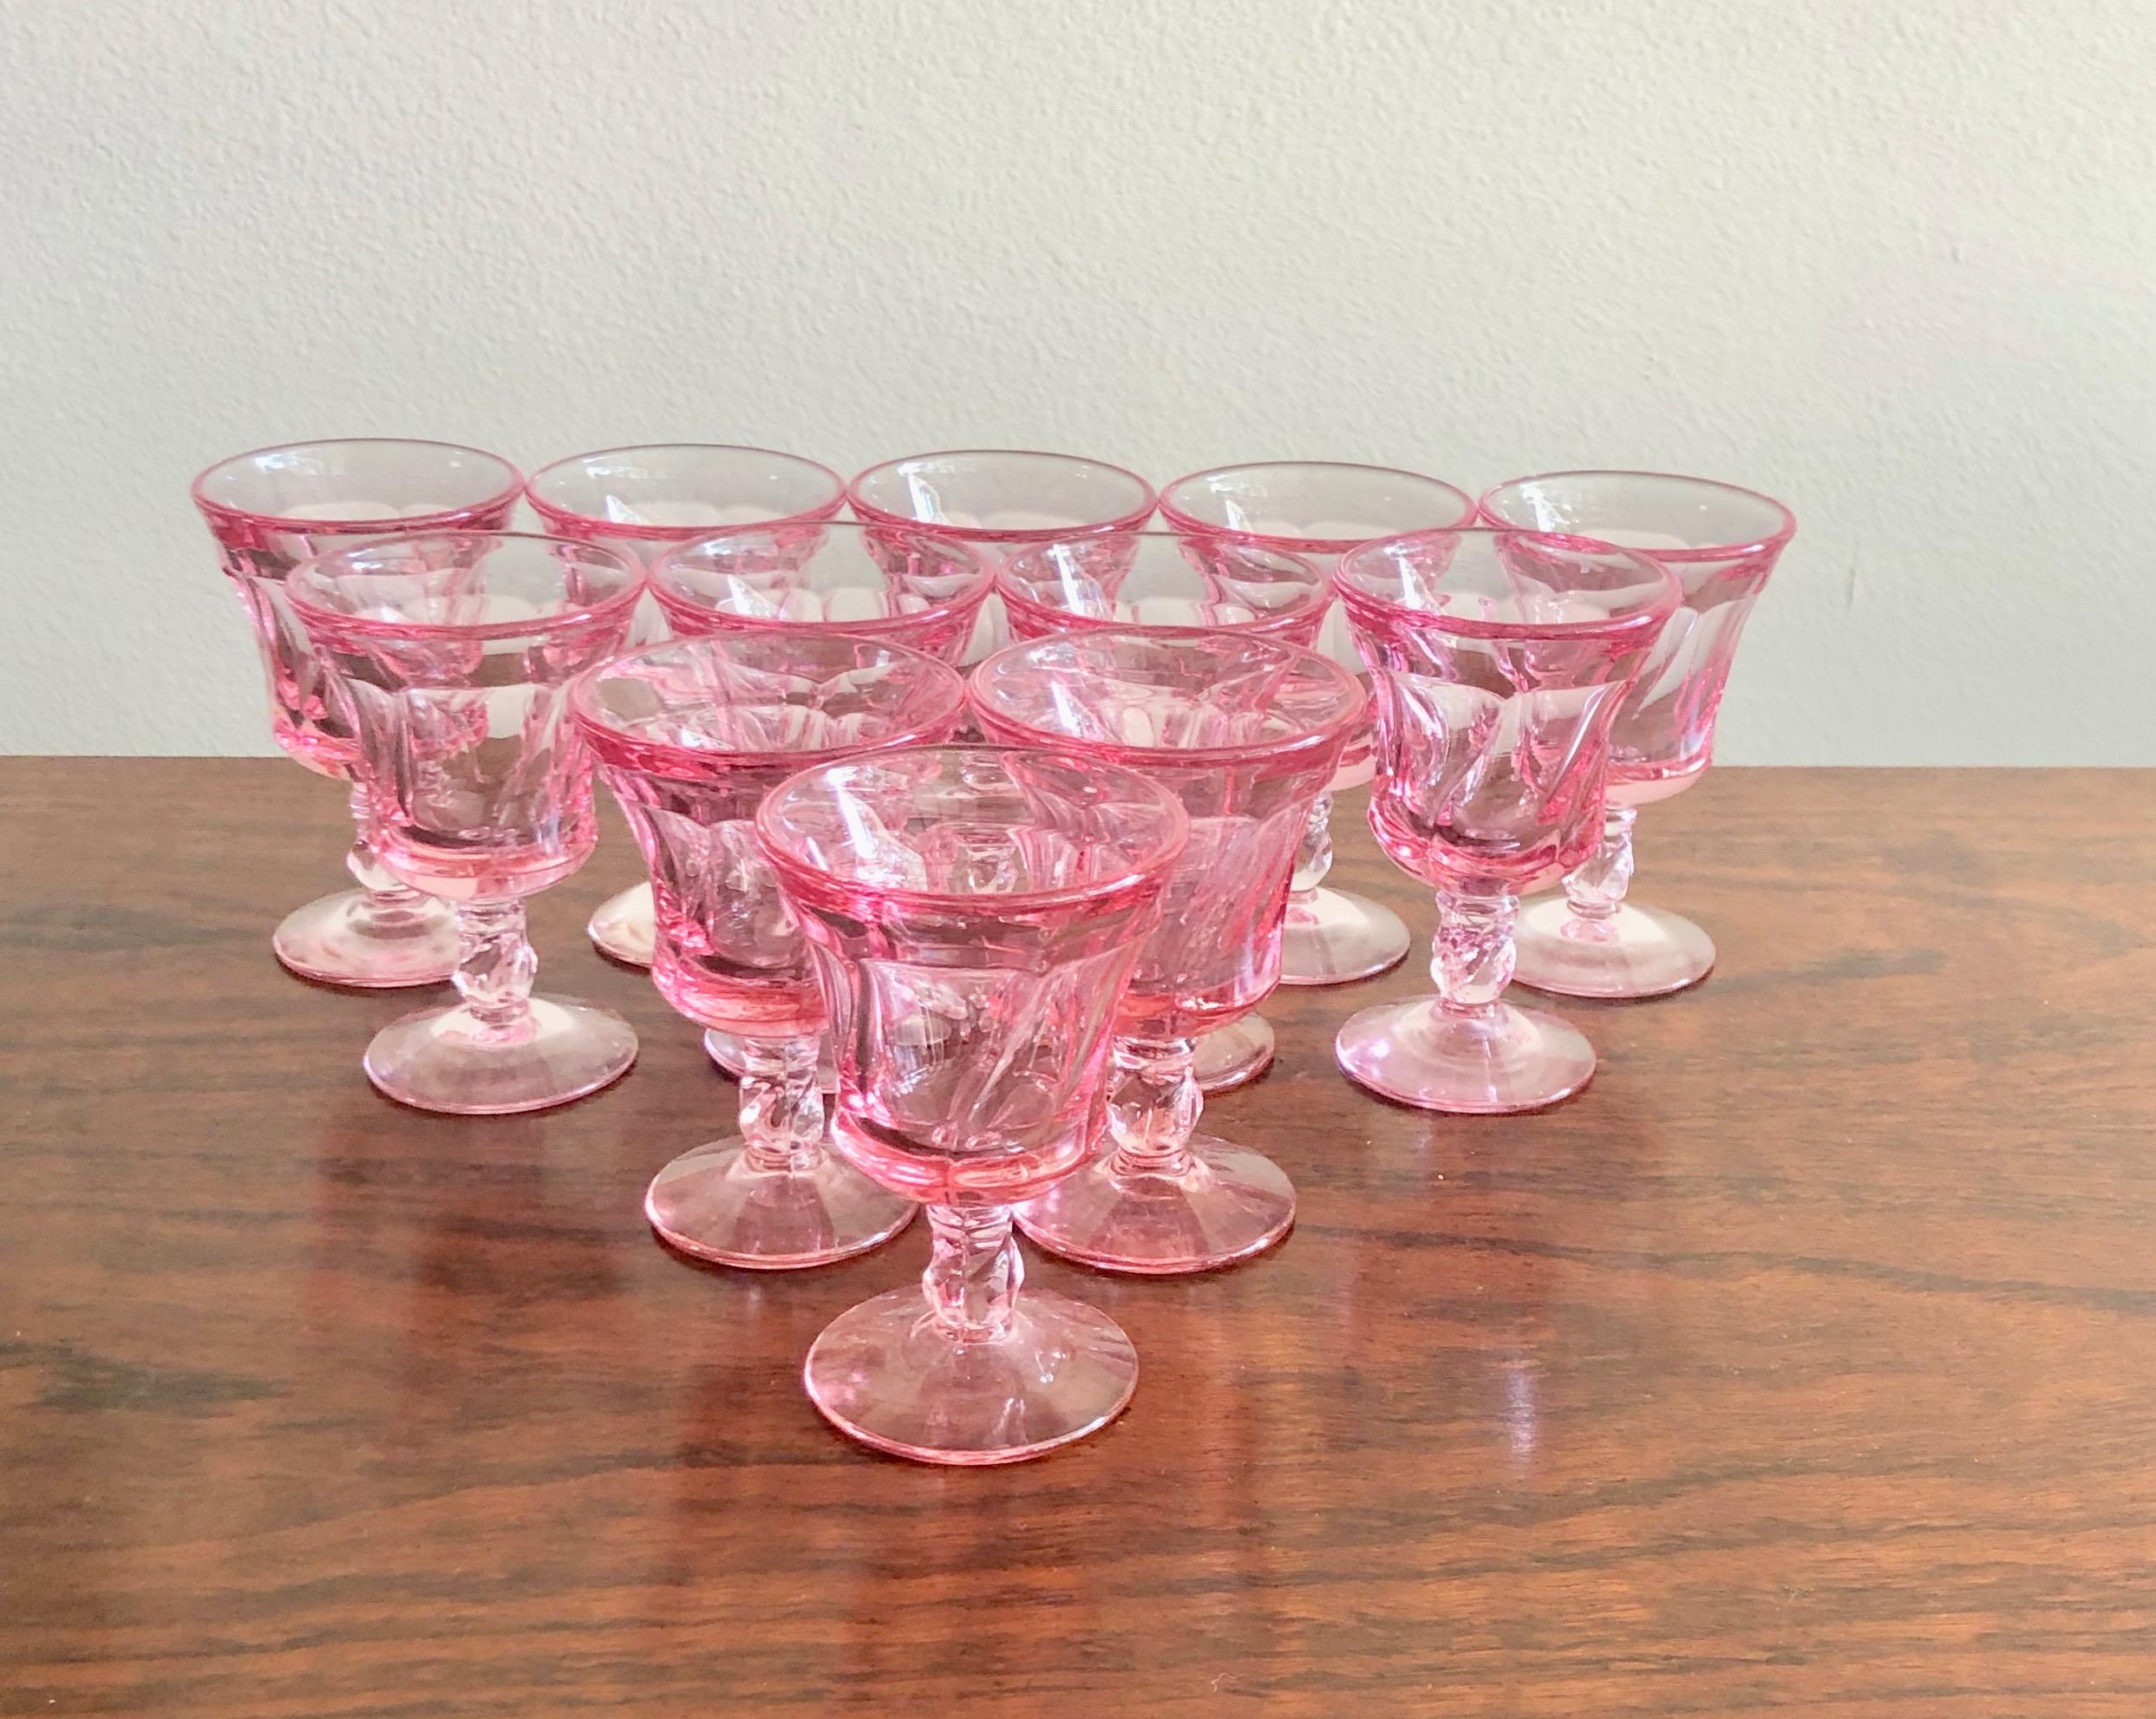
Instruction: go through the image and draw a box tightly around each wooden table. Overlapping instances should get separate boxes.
[4,760,2153,1716]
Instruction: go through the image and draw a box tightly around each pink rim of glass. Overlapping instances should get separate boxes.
[967,629,1365,1273]
[1334,526,1681,645]
[1331,526,1681,1114]
[1475,470,1797,1000]
[191,437,526,544]
[996,529,1332,646]
[969,626,1368,776]
[570,631,968,1270]
[290,532,645,645]
[757,745,1189,1464]
[286,529,644,1115]
[846,448,1157,545]
[1157,459,1477,554]
[525,442,847,544]
[1477,467,1798,562]
[647,520,995,657]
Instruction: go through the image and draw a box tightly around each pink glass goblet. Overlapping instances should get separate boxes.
[652,519,994,1076]
[998,530,1332,1095]
[758,747,1188,1464]
[526,442,848,971]
[1479,472,1799,998]
[191,438,523,987]
[848,447,1158,663]
[1159,461,1478,987]
[970,630,1364,1273]
[572,631,967,1268]
[287,532,644,1114]
[1331,529,1679,1114]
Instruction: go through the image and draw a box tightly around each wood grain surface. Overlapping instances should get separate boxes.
[3,759,2153,1716]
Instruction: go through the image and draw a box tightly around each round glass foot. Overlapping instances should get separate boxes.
[1512,894,1716,998]
[364,995,638,1115]
[702,1029,840,1093]
[273,888,460,989]
[586,882,655,968]
[804,1285,1138,1466]
[645,1138,914,1269]
[1278,886,1410,985]
[1335,994,1595,1114]
[1192,1014,1274,1094]
[1015,1137,1294,1275]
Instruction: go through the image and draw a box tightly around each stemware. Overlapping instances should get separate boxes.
[572,632,967,1268]
[1331,528,1678,1113]
[970,630,1363,1272]
[288,532,644,1114]
[997,530,1332,1095]
[1159,460,1478,986]
[651,519,995,1080]
[1478,471,1798,997]
[525,443,848,971]
[758,746,1188,1463]
[190,438,522,986]
[848,447,1157,662]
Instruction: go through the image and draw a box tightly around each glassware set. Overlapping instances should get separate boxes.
[193,439,1793,1463]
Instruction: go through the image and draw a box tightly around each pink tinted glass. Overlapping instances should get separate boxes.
[759,747,1187,1465]
[287,532,643,1114]
[573,632,965,1270]
[650,521,993,664]
[1158,459,1475,552]
[192,438,524,775]
[288,532,643,896]
[572,634,969,1041]
[847,449,1156,552]
[968,630,1362,1274]
[760,747,1189,1203]
[526,443,846,559]
[1477,470,1796,789]
[969,631,1365,1034]
[1330,528,1678,1115]
[998,531,1330,645]
[1337,529,1679,892]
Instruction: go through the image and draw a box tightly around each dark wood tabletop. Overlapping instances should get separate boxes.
[4,759,2153,1716]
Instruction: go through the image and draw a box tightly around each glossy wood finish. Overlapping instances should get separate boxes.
[4,761,2153,1716]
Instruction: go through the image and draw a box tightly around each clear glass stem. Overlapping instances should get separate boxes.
[736,1036,826,1174]
[1286,792,1335,905]
[343,785,435,931]
[1104,1036,1202,1180]
[452,898,539,1041]
[923,1205,1020,1343]
[1562,803,1637,925]
[1431,884,1519,1025]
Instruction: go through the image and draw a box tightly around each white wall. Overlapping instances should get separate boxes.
[4,0,2153,762]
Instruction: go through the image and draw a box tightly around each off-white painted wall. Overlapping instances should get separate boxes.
[3,0,2153,761]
